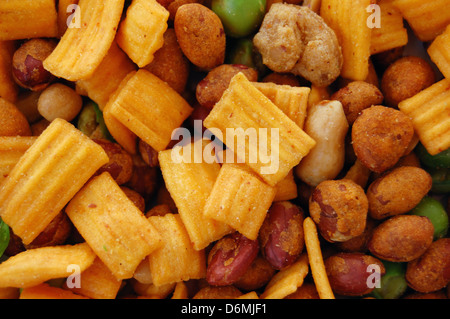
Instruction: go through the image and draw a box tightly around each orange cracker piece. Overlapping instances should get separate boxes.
[0,243,96,288]
[398,78,450,155]
[0,0,58,41]
[0,41,19,103]
[66,257,122,299]
[20,283,88,299]
[370,0,408,55]
[427,24,450,80]
[158,141,233,250]
[147,213,206,286]
[116,0,169,68]
[43,0,125,81]
[203,163,277,240]
[260,253,309,299]
[57,0,79,37]
[65,172,162,280]
[252,81,311,129]
[204,72,316,187]
[171,281,189,299]
[303,217,335,299]
[392,0,450,42]
[76,41,137,111]
[104,69,193,152]
[320,0,372,81]
[0,136,37,186]
[0,118,109,245]
[274,169,298,202]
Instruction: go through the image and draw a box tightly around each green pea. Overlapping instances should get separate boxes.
[212,0,266,38]
[371,261,408,299]
[226,37,268,78]
[0,217,10,258]
[77,101,115,143]
[77,102,98,136]
[410,196,448,240]
[416,143,450,169]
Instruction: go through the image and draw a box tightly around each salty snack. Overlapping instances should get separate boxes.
[20,283,88,299]
[309,179,368,243]
[392,0,450,41]
[324,252,385,296]
[147,213,206,286]
[104,69,193,152]
[116,0,169,68]
[43,0,125,81]
[158,141,232,250]
[352,105,415,173]
[260,253,309,299]
[303,217,335,299]
[0,243,96,288]
[253,3,343,87]
[11,38,56,91]
[368,215,435,262]
[196,64,258,109]
[320,0,371,81]
[204,72,316,186]
[0,40,18,103]
[76,41,137,111]
[203,163,276,240]
[273,169,298,202]
[0,98,32,136]
[0,136,37,186]
[381,56,435,107]
[252,81,311,129]
[174,3,226,70]
[330,81,384,125]
[367,166,432,220]
[0,0,58,41]
[66,257,122,299]
[0,118,109,245]
[259,201,305,270]
[370,0,408,55]
[144,28,190,94]
[65,172,162,280]
[427,24,450,80]
[398,78,450,155]
[295,100,348,187]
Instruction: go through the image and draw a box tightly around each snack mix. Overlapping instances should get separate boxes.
[0,0,449,302]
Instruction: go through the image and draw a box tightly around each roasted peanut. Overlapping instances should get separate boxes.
[259,201,305,270]
[295,100,348,187]
[196,64,258,109]
[309,179,368,243]
[325,252,385,296]
[233,256,276,291]
[174,3,226,70]
[330,81,384,124]
[144,28,190,94]
[93,139,134,185]
[368,215,434,262]
[206,232,259,286]
[126,155,159,202]
[405,238,450,293]
[253,3,342,87]
[381,56,435,107]
[12,38,56,91]
[367,166,432,220]
[352,105,415,173]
